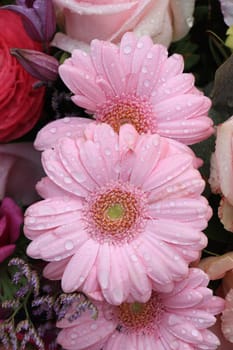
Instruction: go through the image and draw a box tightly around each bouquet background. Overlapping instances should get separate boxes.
[0,0,233,349]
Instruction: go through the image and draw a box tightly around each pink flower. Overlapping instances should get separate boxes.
[58,33,213,145]
[0,197,23,263]
[209,116,233,232]
[0,143,44,206]
[52,0,195,52]
[25,123,210,305]
[57,268,224,350]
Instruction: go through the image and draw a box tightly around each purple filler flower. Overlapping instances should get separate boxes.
[5,0,56,43]
[0,198,23,263]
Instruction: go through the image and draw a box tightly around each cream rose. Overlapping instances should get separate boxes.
[52,0,195,52]
[209,117,233,232]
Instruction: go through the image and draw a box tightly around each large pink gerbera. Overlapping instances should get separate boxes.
[58,32,213,145]
[57,268,224,350]
[24,123,211,305]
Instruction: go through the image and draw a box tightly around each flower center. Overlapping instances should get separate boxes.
[116,292,164,335]
[106,203,125,220]
[96,95,156,134]
[84,183,147,244]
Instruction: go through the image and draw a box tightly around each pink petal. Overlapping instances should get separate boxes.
[121,244,152,302]
[101,245,129,305]
[59,64,106,104]
[159,53,184,80]
[58,137,98,191]
[155,94,211,123]
[136,44,168,96]
[43,258,70,280]
[129,134,161,186]
[62,239,99,292]
[102,44,126,95]
[148,198,210,226]
[42,147,88,197]
[150,73,195,104]
[34,117,91,151]
[119,32,137,76]
[36,177,73,199]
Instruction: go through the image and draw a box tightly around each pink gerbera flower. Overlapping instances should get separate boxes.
[58,32,213,145]
[24,123,211,305]
[57,268,224,350]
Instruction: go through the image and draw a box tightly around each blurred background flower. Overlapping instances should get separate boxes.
[51,0,195,52]
[0,10,45,142]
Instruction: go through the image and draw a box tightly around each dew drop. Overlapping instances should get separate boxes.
[28,217,36,224]
[137,41,143,49]
[144,80,150,87]
[186,16,194,28]
[90,323,97,330]
[123,45,132,54]
[105,149,111,156]
[65,240,74,251]
[64,176,73,184]
[50,127,57,134]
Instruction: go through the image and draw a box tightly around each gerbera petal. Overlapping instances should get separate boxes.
[43,258,70,280]
[57,319,115,350]
[136,235,179,287]
[59,64,106,104]
[151,73,195,104]
[102,245,129,305]
[34,117,91,151]
[169,322,203,344]
[42,148,89,197]
[136,44,167,96]
[158,117,213,144]
[198,329,221,349]
[58,137,98,191]
[121,244,152,302]
[143,153,194,193]
[148,198,209,225]
[27,223,88,261]
[62,240,99,293]
[102,44,126,95]
[72,95,98,111]
[159,53,184,79]
[119,32,137,76]
[71,50,96,75]
[130,134,161,186]
[155,94,211,122]
[36,177,72,199]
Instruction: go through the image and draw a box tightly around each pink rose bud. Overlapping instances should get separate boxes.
[11,48,59,82]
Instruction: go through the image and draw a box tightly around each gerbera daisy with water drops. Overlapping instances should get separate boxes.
[57,268,224,350]
[24,123,211,305]
[58,32,213,145]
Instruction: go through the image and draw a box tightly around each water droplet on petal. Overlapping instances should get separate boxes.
[137,42,143,49]
[186,16,194,28]
[123,45,132,54]
[65,240,74,250]
[64,176,73,184]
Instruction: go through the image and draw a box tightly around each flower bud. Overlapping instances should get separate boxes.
[4,0,56,43]
[11,48,59,82]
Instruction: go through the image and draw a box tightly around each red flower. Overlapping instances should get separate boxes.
[0,197,23,263]
[0,10,45,142]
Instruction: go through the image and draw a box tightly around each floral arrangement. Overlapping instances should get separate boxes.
[1,0,233,349]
